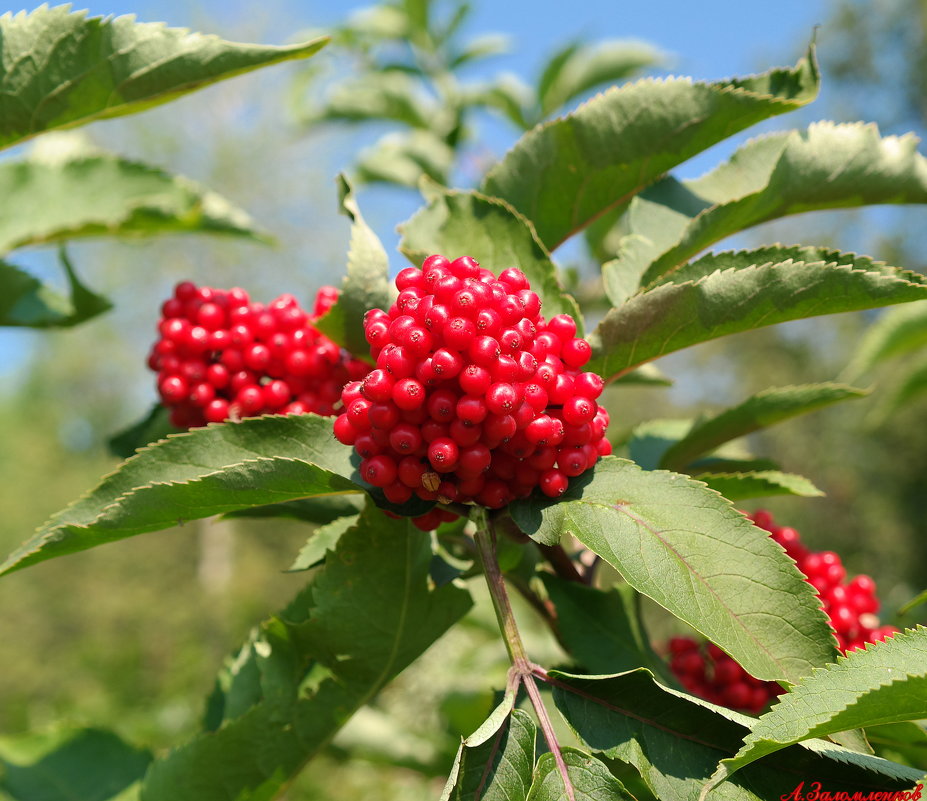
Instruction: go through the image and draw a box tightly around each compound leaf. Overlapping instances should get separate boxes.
[482,48,818,250]
[708,627,927,792]
[0,414,361,577]
[588,251,927,382]
[0,5,328,149]
[142,503,472,801]
[509,457,834,684]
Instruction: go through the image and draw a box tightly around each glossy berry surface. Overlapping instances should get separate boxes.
[333,254,611,516]
[148,282,368,428]
[667,510,897,714]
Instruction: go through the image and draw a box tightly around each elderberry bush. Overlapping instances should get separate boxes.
[3,7,927,801]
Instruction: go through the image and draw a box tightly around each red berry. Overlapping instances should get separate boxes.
[361,454,398,488]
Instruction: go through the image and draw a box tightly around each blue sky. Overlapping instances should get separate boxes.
[1,0,833,384]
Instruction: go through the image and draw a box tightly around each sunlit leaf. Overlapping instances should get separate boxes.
[0,146,268,255]
[588,250,927,382]
[640,123,927,285]
[707,627,927,793]
[482,48,819,250]
[510,457,835,683]
[0,415,360,577]
[398,182,582,326]
[0,5,328,149]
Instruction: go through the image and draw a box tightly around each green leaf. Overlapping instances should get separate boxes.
[108,404,177,459]
[613,367,672,388]
[509,457,835,683]
[867,356,927,423]
[0,146,268,256]
[222,494,365,525]
[527,748,637,801]
[689,457,780,475]
[0,5,328,149]
[707,627,927,792]
[698,471,824,500]
[314,175,391,359]
[450,33,510,69]
[355,130,454,187]
[900,587,927,616]
[0,248,111,327]
[143,502,472,801]
[481,48,819,250]
[843,300,927,381]
[287,513,359,571]
[640,123,927,285]
[649,243,890,287]
[866,721,927,769]
[0,727,151,801]
[536,41,583,114]
[477,75,534,130]
[541,575,674,683]
[398,183,582,327]
[549,668,925,801]
[659,383,868,471]
[588,250,927,382]
[624,419,693,471]
[320,72,433,128]
[599,175,722,303]
[0,414,361,577]
[538,39,665,116]
[441,707,536,801]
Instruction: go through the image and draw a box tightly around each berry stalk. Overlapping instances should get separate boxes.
[470,506,576,801]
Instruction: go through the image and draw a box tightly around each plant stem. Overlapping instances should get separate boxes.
[471,507,529,666]
[470,507,576,801]
[522,672,576,801]
[539,542,585,583]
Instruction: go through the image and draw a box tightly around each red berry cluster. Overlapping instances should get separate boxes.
[333,254,611,512]
[668,638,777,713]
[147,281,368,428]
[667,509,897,714]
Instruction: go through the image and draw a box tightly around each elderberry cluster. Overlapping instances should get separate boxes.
[333,254,611,511]
[667,509,897,713]
[148,281,368,428]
